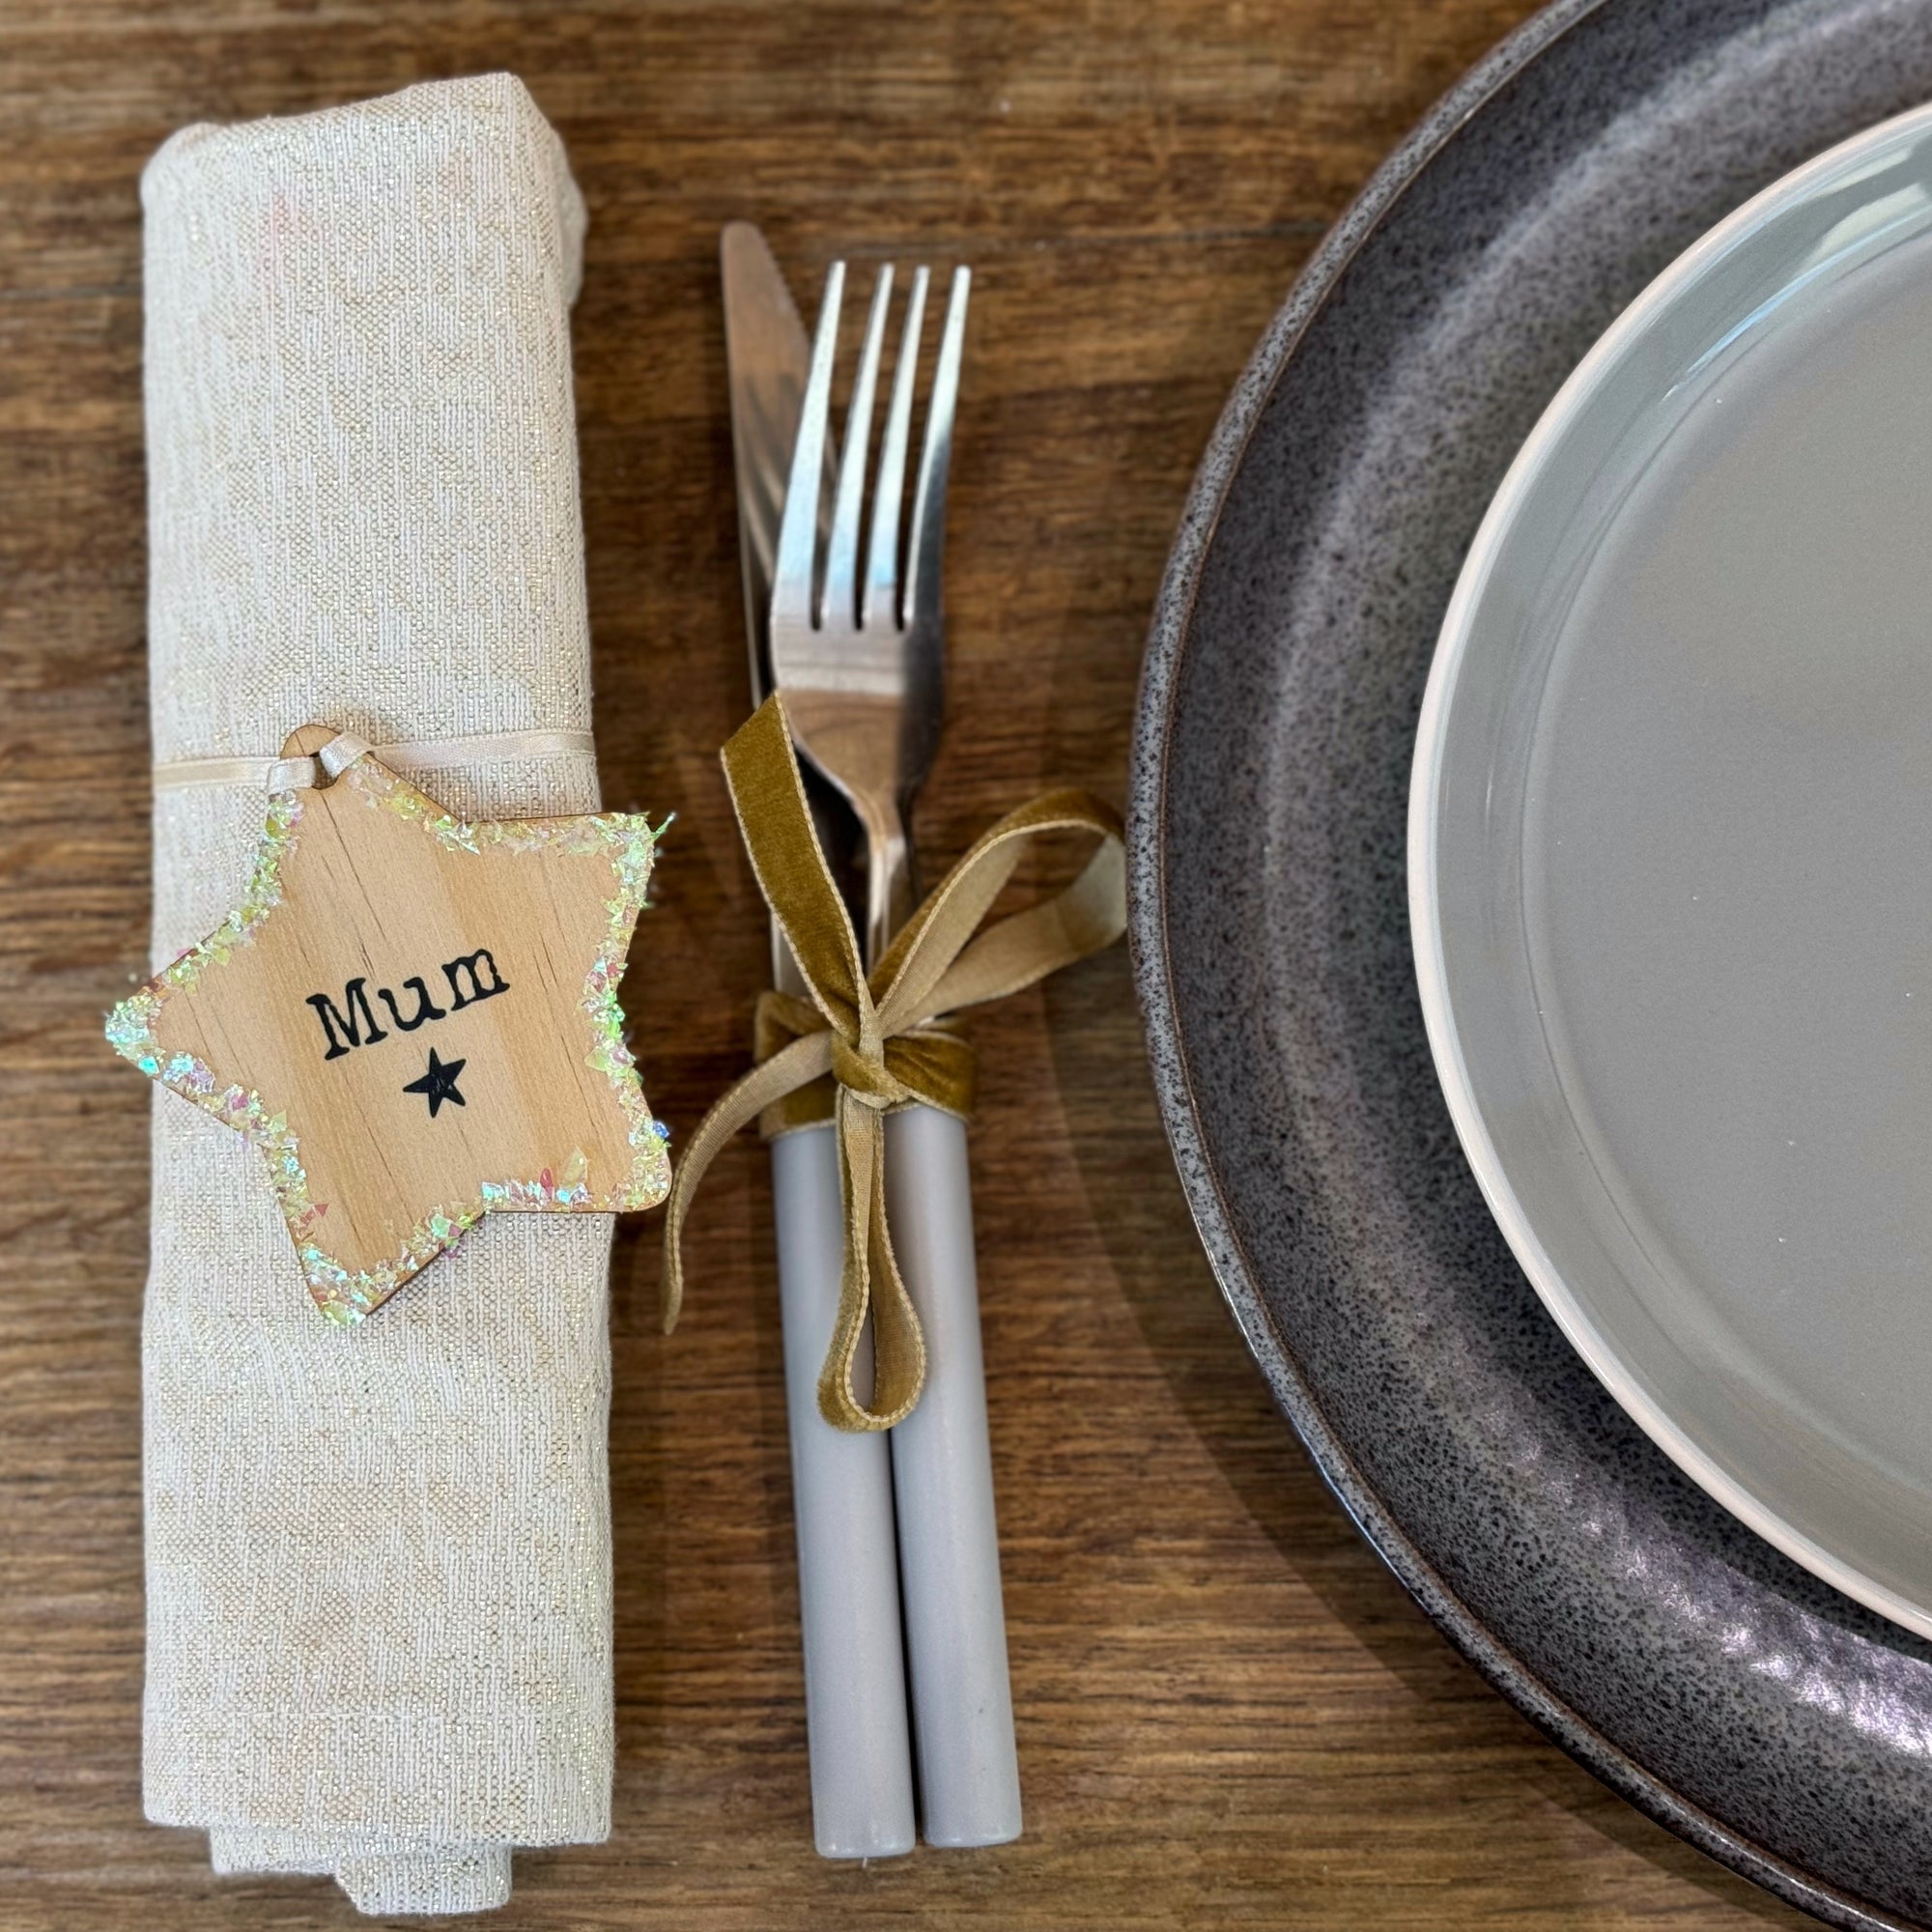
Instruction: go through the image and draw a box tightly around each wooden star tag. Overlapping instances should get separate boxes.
[108,725,671,1321]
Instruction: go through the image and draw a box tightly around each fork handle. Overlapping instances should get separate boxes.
[885,1104,1024,1846]
[772,1123,918,1859]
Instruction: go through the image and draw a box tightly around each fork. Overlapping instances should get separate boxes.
[769,259,1023,1849]
[771,259,966,961]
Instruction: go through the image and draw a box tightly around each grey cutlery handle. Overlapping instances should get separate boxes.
[884,1104,1023,1847]
[771,1122,917,1860]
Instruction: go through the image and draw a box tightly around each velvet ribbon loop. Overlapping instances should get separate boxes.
[659,694,1126,1432]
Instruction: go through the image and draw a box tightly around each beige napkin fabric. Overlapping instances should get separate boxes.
[140,74,616,1915]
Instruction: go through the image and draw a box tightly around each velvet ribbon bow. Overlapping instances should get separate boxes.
[659,695,1126,1432]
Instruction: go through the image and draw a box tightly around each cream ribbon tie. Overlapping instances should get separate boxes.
[153,726,597,792]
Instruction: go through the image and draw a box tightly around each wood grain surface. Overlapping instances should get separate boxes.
[0,2,1814,1926]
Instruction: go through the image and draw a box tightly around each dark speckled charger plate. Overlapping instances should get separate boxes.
[1130,1,1932,1925]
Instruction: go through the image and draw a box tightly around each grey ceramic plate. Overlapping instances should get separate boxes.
[1413,103,1932,1644]
[1131,1,1932,1925]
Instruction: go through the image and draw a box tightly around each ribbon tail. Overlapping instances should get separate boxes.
[659,1031,834,1334]
[816,1095,927,1432]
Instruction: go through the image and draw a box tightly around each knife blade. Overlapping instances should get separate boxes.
[719,221,917,1861]
[721,222,804,713]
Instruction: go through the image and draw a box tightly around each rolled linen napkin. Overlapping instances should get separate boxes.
[140,74,620,1914]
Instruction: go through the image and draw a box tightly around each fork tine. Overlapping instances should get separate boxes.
[773,261,844,635]
[906,266,970,628]
[822,265,894,629]
[862,265,929,633]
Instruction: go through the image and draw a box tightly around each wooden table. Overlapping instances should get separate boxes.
[0,2,1815,1925]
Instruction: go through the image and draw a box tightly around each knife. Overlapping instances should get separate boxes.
[719,221,917,1861]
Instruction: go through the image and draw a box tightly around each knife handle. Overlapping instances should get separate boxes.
[884,1104,1024,1847]
[771,1122,917,1859]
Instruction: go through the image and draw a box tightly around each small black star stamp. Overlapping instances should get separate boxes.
[404,1047,468,1120]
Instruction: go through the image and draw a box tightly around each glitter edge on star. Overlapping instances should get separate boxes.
[105,759,673,1323]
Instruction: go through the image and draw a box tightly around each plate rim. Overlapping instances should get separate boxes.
[1126,1,1912,1925]
[1409,96,1932,1648]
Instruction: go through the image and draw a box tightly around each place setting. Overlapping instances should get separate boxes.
[55,1,1932,1925]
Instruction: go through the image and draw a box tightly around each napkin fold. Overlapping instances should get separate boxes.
[140,74,615,1915]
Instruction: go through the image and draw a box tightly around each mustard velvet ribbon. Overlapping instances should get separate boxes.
[659,695,1126,1432]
